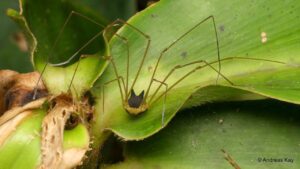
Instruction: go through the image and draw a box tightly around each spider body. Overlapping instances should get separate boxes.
[124,89,148,115]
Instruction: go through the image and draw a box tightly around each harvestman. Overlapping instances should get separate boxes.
[33,11,286,127]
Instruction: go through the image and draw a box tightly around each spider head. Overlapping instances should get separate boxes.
[124,89,148,115]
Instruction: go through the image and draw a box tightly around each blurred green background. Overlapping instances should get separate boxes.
[0,0,157,73]
[0,0,32,72]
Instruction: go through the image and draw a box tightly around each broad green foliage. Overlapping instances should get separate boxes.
[0,110,45,169]
[5,0,300,168]
[103,100,300,169]
[8,0,110,98]
[0,108,90,169]
[63,123,90,150]
[92,0,300,140]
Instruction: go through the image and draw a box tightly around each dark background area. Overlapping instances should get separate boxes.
[0,1,32,72]
[0,0,159,73]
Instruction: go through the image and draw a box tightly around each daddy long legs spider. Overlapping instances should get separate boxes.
[95,17,286,127]
[34,11,286,128]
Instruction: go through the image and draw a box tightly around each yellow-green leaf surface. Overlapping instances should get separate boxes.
[0,109,44,169]
[103,100,300,169]
[92,0,300,140]
[8,0,110,98]
[0,108,90,169]
[63,123,90,150]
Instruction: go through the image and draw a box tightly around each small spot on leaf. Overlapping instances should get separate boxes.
[148,66,153,72]
[219,25,225,32]
[219,119,224,124]
[261,31,267,43]
[151,13,158,18]
[180,51,188,58]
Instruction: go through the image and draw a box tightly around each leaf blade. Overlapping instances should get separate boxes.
[92,0,300,140]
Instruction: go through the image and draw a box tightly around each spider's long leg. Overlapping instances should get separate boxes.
[145,15,220,101]
[151,79,168,127]
[221,149,241,169]
[107,19,151,97]
[33,11,105,99]
[150,57,286,103]
[49,11,105,66]
[62,18,151,111]
[148,60,232,104]
[114,34,130,98]
[100,76,126,114]
[62,27,129,100]
[65,28,108,94]
[210,56,286,65]
[103,27,130,99]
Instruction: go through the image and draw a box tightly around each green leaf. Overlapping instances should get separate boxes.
[8,0,110,97]
[0,109,45,169]
[63,123,90,150]
[103,100,300,169]
[84,0,137,21]
[0,108,90,169]
[92,0,300,141]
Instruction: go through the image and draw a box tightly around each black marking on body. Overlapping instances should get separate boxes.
[128,89,144,108]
